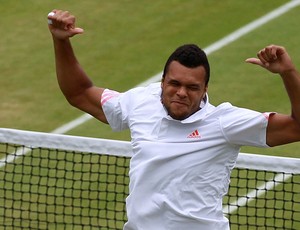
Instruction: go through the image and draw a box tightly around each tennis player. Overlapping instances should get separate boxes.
[48,10,300,230]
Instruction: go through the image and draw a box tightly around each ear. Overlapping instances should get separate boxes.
[205,84,208,93]
[161,77,165,88]
[202,85,208,100]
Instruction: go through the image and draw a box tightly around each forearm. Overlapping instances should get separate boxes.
[53,37,93,102]
[48,10,108,123]
[248,45,300,146]
[280,68,300,123]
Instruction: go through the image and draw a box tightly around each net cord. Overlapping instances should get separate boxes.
[1,128,300,173]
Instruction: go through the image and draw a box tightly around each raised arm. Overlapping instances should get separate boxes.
[246,45,300,146]
[47,10,108,124]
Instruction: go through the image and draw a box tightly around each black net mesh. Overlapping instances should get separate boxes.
[1,142,299,229]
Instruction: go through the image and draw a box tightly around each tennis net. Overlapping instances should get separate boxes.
[0,128,300,229]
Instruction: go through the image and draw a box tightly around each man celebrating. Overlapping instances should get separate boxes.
[48,10,300,230]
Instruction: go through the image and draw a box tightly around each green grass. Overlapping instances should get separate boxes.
[224,168,300,229]
[1,1,300,228]
[1,144,299,229]
[208,6,300,157]
[0,146,130,229]
[2,0,299,157]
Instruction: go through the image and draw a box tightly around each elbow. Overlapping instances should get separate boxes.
[60,86,91,110]
[64,94,84,109]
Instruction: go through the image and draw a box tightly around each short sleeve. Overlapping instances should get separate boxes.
[220,106,270,147]
[101,89,129,131]
[101,86,150,132]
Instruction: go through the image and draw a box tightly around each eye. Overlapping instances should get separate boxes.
[187,85,201,91]
[168,80,180,87]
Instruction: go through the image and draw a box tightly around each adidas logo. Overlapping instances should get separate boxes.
[187,129,201,138]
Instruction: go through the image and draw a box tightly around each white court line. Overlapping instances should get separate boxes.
[0,0,298,169]
[51,0,300,134]
[48,0,300,216]
[0,147,31,168]
[222,173,293,215]
[0,1,299,218]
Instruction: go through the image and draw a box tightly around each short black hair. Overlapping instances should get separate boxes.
[162,44,210,85]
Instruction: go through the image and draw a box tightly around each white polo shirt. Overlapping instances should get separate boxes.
[101,83,269,230]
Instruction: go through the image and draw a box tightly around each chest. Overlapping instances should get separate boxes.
[128,100,224,144]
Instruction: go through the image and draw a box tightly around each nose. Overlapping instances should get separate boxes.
[176,86,187,98]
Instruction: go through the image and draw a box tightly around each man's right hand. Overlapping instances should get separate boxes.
[47,10,84,40]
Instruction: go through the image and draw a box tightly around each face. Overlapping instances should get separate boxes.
[161,61,208,120]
